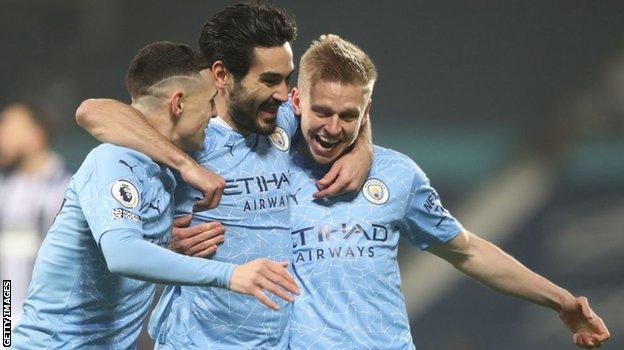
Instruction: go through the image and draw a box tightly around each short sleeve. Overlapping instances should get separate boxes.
[277,100,299,138]
[401,168,463,250]
[77,151,147,245]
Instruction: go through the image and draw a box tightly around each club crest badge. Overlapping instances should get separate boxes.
[362,178,389,205]
[268,126,290,151]
[111,180,140,208]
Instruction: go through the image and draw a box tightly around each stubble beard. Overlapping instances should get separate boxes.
[227,82,278,136]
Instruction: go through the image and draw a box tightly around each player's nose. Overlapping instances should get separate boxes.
[272,80,289,102]
[323,116,342,137]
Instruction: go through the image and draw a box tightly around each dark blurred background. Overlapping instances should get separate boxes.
[1,1,622,349]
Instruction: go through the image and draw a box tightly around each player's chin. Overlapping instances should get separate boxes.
[255,117,277,135]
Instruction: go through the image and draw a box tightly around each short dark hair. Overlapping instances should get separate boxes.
[125,41,206,98]
[198,3,297,80]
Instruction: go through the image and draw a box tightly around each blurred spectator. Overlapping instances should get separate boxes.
[0,103,70,326]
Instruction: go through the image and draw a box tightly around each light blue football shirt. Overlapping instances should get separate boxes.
[12,144,176,349]
[288,145,463,350]
[149,108,298,349]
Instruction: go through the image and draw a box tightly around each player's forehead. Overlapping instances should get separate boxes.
[247,43,295,78]
[308,80,366,111]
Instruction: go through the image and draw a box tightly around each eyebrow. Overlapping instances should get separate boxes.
[259,69,295,81]
[311,104,360,118]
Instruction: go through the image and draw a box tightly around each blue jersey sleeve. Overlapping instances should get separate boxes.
[277,100,299,137]
[401,166,463,250]
[99,229,235,288]
[77,149,147,245]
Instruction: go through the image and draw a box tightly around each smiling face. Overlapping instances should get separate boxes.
[293,34,377,164]
[294,80,371,164]
[227,44,294,135]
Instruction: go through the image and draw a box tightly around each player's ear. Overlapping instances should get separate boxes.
[211,61,230,90]
[171,91,184,118]
[291,87,302,115]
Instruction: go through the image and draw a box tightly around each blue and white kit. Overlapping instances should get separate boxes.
[149,106,298,350]
[13,144,234,349]
[288,145,463,350]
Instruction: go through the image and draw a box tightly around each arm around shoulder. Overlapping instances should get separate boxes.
[75,98,224,209]
[75,98,176,161]
[76,99,141,143]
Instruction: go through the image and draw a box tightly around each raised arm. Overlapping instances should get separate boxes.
[76,99,189,170]
[76,99,224,210]
[314,115,373,198]
[427,230,610,349]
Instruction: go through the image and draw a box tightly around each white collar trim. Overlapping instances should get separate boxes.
[211,115,232,130]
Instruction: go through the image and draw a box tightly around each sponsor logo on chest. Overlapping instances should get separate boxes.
[292,223,390,263]
[222,172,295,212]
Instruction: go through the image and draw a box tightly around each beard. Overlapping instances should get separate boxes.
[227,81,281,135]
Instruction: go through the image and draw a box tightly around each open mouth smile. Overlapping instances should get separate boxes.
[315,134,340,149]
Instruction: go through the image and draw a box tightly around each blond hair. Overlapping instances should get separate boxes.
[299,34,377,99]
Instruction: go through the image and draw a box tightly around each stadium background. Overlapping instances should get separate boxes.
[1,0,622,348]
